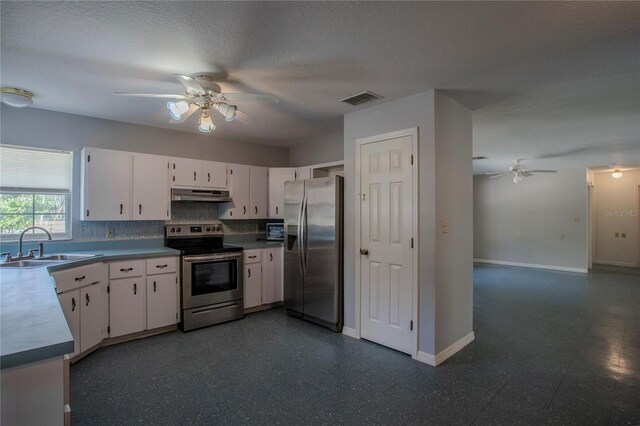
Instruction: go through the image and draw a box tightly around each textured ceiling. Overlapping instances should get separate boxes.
[1,1,639,171]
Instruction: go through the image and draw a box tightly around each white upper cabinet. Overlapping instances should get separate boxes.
[202,161,228,189]
[249,166,269,219]
[219,164,250,219]
[171,157,203,187]
[295,166,311,181]
[268,168,296,219]
[81,148,132,220]
[132,153,170,220]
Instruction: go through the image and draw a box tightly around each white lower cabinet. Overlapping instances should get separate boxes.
[146,274,178,329]
[109,277,146,338]
[58,291,81,359]
[79,284,104,352]
[243,247,284,309]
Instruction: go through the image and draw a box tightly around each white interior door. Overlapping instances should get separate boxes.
[359,135,414,354]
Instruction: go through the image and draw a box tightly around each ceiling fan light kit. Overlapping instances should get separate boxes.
[114,74,278,133]
[0,87,33,108]
[611,170,623,179]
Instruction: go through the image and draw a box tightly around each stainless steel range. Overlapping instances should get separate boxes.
[165,224,244,331]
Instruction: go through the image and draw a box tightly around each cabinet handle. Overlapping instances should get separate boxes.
[276,206,279,215]
[153,281,157,292]
[120,204,123,214]
[248,255,257,259]
[255,206,258,215]
[248,268,251,278]
[139,204,142,214]
[243,206,246,215]
[71,298,76,312]
[120,267,133,272]
[208,172,211,182]
[194,171,197,181]
[270,253,273,261]
[134,283,137,295]
[156,264,168,269]
[85,293,90,306]
[75,275,86,281]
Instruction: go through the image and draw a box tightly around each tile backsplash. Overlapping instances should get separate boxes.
[78,203,272,241]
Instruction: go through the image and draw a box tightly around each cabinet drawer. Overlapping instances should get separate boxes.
[53,262,104,294]
[146,257,177,275]
[109,260,145,279]
[244,249,262,264]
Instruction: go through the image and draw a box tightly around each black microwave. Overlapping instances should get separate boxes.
[266,223,284,241]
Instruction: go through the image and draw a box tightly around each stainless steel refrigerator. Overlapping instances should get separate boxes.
[284,176,343,332]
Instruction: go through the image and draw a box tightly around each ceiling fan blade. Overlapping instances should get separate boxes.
[220,93,279,103]
[114,92,187,99]
[234,109,258,124]
[173,74,206,94]
[485,171,508,175]
[530,170,557,173]
[522,171,533,177]
[489,172,511,179]
[169,104,200,124]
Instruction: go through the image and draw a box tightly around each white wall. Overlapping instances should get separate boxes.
[473,169,589,271]
[0,106,289,242]
[344,90,473,357]
[594,169,640,267]
[288,134,344,167]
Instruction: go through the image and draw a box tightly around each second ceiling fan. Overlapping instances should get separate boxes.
[486,159,557,183]
[114,74,278,133]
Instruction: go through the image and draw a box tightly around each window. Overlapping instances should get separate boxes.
[0,145,73,240]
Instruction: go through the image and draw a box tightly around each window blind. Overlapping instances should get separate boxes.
[0,145,72,190]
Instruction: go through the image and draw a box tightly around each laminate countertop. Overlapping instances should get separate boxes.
[0,247,180,370]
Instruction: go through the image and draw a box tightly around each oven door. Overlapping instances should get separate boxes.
[182,252,243,310]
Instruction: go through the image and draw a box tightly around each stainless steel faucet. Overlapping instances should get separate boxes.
[17,226,52,257]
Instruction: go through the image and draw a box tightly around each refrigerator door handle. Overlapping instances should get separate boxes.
[301,194,308,273]
[298,193,306,276]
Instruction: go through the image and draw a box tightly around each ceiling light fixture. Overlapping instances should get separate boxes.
[513,174,523,184]
[215,103,237,122]
[611,170,623,179]
[198,109,215,133]
[0,87,33,108]
[167,101,189,121]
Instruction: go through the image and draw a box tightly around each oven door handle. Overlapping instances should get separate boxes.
[183,253,242,262]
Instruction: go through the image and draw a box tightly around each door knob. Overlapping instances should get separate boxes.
[360,249,369,255]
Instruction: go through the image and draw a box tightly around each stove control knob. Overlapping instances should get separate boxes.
[176,227,181,233]
[206,227,211,232]
[170,227,175,233]
[216,225,222,232]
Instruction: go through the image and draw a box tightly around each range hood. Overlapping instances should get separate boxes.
[171,188,232,203]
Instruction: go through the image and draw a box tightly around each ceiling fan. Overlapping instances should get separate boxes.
[114,74,278,133]
[485,159,557,183]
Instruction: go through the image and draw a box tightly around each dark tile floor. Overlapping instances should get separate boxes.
[71,265,640,425]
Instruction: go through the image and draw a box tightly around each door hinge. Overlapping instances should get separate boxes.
[107,326,110,334]
[107,285,110,293]
[410,155,414,165]
[294,171,297,179]
[167,162,169,169]
[411,238,414,248]
[167,210,169,217]
[87,154,91,162]
[410,320,413,331]
[176,313,178,320]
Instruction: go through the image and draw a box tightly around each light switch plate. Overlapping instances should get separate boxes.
[442,220,449,233]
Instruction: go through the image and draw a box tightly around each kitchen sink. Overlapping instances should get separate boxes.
[0,254,99,268]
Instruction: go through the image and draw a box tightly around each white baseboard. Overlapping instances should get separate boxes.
[474,258,588,274]
[416,331,475,367]
[342,326,358,339]
[594,260,639,268]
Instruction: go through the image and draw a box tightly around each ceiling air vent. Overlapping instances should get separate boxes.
[340,91,383,106]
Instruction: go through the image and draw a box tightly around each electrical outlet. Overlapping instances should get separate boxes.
[107,227,115,239]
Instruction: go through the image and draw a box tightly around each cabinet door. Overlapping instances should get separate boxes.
[171,157,203,187]
[268,168,296,219]
[81,148,132,220]
[295,167,311,181]
[146,274,178,329]
[202,161,227,189]
[244,264,262,309]
[58,290,81,358]
[262,248,283,304]
[109,278,146,338]
[133,153,170,220]
[80,283,103,353]
[250,166,269,219]
[219,164,250,219]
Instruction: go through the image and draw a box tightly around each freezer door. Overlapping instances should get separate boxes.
[283,180,305,314]
[302,177,343,326]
